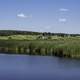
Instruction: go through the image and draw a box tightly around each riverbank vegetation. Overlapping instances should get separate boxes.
[0,30,80,58]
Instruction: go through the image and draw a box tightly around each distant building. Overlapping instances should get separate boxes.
[37,35,48,40]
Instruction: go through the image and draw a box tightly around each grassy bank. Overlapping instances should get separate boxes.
[0,35,80,58]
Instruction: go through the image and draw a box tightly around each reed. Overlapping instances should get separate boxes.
[0,38,80,58]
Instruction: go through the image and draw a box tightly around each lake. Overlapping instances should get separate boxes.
[0,53,80,80]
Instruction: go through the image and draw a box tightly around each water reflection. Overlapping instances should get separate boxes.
[57,57,80,69]
[0,47,53,55]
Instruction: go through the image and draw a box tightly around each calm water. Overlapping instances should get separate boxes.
[0,53,80,80]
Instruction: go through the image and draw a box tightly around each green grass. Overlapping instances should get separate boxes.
[0,35,80,58]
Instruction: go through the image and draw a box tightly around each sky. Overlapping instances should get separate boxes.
[0,0,80,33]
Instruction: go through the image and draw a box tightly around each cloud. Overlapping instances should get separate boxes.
[17,13,26,18]
[59,8,69,12]
[17,13,32,18]
[59,18,67,22]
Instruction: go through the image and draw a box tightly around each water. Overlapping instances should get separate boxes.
[0,53,80,80]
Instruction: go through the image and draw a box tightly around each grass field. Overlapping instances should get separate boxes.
[0,35,80,58]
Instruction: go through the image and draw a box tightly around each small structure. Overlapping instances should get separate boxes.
[37,35,48,40]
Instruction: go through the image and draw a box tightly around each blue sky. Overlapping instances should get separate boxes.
[0,0,80,33]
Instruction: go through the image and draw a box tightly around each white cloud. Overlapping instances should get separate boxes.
[59,18,67,22]
[59,8,69,12]
[17,13,26,18]
[17,13,32,18]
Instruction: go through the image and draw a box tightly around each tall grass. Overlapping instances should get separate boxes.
[0,38,80,58]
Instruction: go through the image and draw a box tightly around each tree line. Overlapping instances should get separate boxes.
[0,30,80,37]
